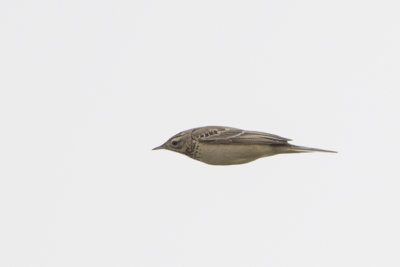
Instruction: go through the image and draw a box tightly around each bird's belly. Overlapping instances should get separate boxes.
[197,144,276,165]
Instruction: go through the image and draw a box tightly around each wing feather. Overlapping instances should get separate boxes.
[193,126,291,145]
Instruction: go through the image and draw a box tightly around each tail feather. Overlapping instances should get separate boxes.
[279,145,337,154]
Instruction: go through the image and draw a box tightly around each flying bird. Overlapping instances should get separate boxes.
[153,126,336,165]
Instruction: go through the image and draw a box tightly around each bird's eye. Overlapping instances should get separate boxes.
[171,140,178,146]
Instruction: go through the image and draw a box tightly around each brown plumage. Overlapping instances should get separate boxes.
[153,126,336,165]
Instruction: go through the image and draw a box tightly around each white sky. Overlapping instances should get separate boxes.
[1,0,399,266]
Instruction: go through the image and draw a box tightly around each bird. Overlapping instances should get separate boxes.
[153,126,336,165]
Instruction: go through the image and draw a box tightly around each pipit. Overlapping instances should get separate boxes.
[153,126,336,165]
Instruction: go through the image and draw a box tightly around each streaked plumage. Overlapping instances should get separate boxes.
[153,126,336,165]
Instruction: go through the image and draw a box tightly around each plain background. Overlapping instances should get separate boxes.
[1,0,399,266]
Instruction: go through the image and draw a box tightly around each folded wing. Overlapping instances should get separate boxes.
[194,126,291,145]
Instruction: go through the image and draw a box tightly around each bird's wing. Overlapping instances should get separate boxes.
[193,126,291,145]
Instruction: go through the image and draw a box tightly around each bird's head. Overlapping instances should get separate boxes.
[153,130,191,154]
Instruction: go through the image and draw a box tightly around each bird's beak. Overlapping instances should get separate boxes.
[152,144,165,150]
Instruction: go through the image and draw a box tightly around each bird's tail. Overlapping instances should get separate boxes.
[278,145,337,154]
